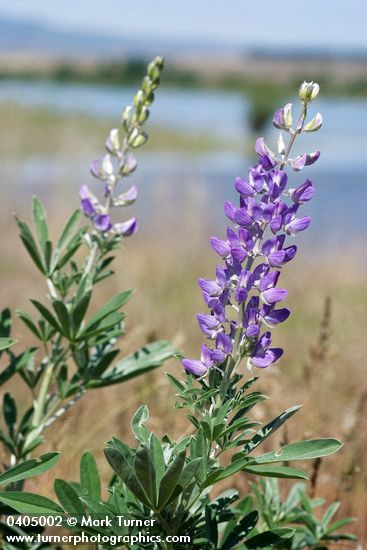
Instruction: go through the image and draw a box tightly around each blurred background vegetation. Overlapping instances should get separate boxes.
[0,0,366,546]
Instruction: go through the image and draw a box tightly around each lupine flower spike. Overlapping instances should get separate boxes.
[80,56,164,238]
[183,81,322,377]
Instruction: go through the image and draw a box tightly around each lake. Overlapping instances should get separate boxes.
[0,79,366,251]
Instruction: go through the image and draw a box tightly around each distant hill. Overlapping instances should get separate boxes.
[0,15,366,61]
[0,15,235,59]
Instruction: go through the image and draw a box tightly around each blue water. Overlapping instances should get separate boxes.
[0,79,366,249]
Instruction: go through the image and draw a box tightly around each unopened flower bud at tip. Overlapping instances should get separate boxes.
[298,81,320,102]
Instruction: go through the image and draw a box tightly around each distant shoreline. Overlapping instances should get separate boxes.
[0,53,366,99]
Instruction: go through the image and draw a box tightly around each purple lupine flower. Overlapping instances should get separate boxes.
[183,85,321,377]
[113,218,139,237]
[182,344,215,376]
[305,150,321,165]
[81,198,95,217]
[95,214,112,232]
[289,180,315,204]
[249,331,283,369]
[272,103,292,131]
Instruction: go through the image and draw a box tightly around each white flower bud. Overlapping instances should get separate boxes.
[128,128,148,148]
[298,81,320,102]
[105,128,120,154]
[122,105,135,131]
[277,132,286,155]
[283,103,293,127]
[101,154,114,176]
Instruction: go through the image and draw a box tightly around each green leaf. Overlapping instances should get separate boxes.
[76,312,124,341]
[252,439,343,464]
[177,457,201,489]
[220,511,258,550]
[0,338,16,351]
[85,350,119,380]
[80,451,101,501]
[86,341,177,388]
[0,348,37,386]
[52,300,71,338]
[0,453,60,485]
[16,216,46,274]
[16,309,43,340]
[31,300,63,333]
[321,501,340,526]
[326,517,356,533]
[245,528,295,549]
[0,308,12,338]
[0,492,63,515]
[166,373,186,393]
[104,446,151,507]
[134,442,156,507]
[72,292,92,333]
[56,364,68,398]
[54,479,84,515]
[56,209,81,252]
[3,393,17,432]
[80,290,134,336]
[158,450,186,509]
[243,405,302,454]
[150,434,165,498]
[32,196,48,252]
[243,464,308,479]
[131,405,150,442]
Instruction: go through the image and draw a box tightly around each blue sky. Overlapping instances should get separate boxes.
[0,0,366,51]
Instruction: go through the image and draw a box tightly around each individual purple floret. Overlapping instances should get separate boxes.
[79,150,139,237]
[183,81,322,377]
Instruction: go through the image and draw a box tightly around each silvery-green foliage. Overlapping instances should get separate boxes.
[251,478,356,549]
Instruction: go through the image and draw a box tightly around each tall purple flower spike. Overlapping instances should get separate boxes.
[183,82,322,376]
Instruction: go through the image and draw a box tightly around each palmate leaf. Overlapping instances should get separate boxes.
[86,340,177,388]
[0,453,60,486]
